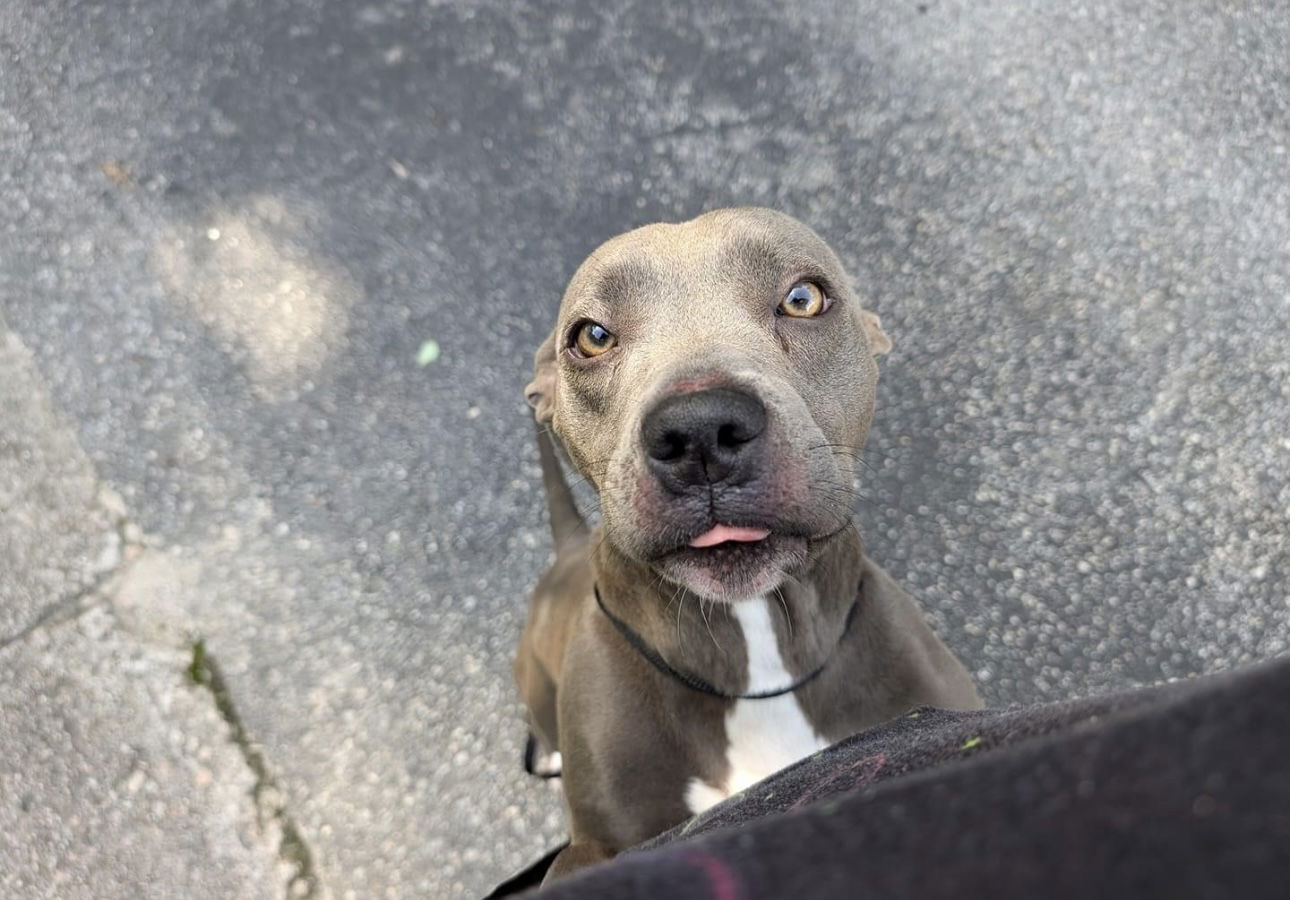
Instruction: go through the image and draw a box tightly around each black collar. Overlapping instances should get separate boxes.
[593,579,861,701]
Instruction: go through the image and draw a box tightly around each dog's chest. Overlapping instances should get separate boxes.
[685,598,828,815]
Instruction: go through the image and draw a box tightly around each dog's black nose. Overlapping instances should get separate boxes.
[642,387,767,492]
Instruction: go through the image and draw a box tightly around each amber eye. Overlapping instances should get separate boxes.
[572,321,617,358]
[777,281,830,318]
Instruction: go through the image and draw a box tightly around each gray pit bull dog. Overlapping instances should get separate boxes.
[515,208,981,881]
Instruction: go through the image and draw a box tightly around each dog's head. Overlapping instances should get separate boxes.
[527,208,891,602]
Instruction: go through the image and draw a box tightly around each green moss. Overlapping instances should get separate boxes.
[185,637,319,896]
[187,638,207,686]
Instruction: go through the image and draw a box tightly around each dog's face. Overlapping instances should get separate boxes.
[527,208,891,601]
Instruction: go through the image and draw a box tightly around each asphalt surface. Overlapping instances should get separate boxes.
[1,1,1287,897]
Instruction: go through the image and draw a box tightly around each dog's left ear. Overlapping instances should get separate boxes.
[861,310,893,357]
[524,330,558,425]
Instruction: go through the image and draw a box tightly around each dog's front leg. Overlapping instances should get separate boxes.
[544,638,698,882]
[543,839,615,883]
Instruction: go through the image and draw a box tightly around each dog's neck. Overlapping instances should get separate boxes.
[592,527,867,697]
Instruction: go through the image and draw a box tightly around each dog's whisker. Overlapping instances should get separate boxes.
[564,468,609,490]
[847,445,900,460]
[808,444,888,483]
[664,582,684,617]
[655,569,680,610]
[675,589,688,650]
[699,597,724,654]
[773,585,794,641]
[817,479,936,523]
[809,491,862,517]
[806,442,861,453]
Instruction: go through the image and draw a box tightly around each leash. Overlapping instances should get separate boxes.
[593,579,861,701]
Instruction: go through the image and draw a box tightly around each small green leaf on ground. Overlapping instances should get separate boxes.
[961,736,983,751]
[416,339,441,367]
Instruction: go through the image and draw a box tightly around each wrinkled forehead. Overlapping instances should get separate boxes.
[558,211,849,323]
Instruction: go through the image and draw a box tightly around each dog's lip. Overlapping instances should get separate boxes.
[644,517,841,562]
[667,533,800,565]
[647,520,822,560]
[661,533,811,600]
[688,524,771,548]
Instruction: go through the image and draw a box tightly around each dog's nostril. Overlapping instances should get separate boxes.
[716,423,750,448]
[653,431,687,462]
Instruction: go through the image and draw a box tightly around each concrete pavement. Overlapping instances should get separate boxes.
[0,322,289,898]
[1,0,1287,896]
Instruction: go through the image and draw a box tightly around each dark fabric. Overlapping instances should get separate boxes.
[484,844,567,899]
[496,654,1290,898]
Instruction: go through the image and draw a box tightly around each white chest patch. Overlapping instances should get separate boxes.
[685,596,829,816]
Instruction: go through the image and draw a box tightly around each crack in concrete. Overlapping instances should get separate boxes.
[3,321,320,893]
[188,638,323,899]
[0,514,138,652]
[0,590,105,652]
[0,498,324,895]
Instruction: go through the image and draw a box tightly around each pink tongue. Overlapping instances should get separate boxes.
[689,525,771,548]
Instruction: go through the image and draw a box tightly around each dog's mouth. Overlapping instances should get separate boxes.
[688,524,771,548]
[655,524,811,601]
[668,538,786,573]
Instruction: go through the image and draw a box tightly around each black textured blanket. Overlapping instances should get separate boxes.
[493,654,1290,898]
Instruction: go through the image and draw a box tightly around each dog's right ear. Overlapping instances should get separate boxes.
[524,330,558,425]
[861,310,893,357]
